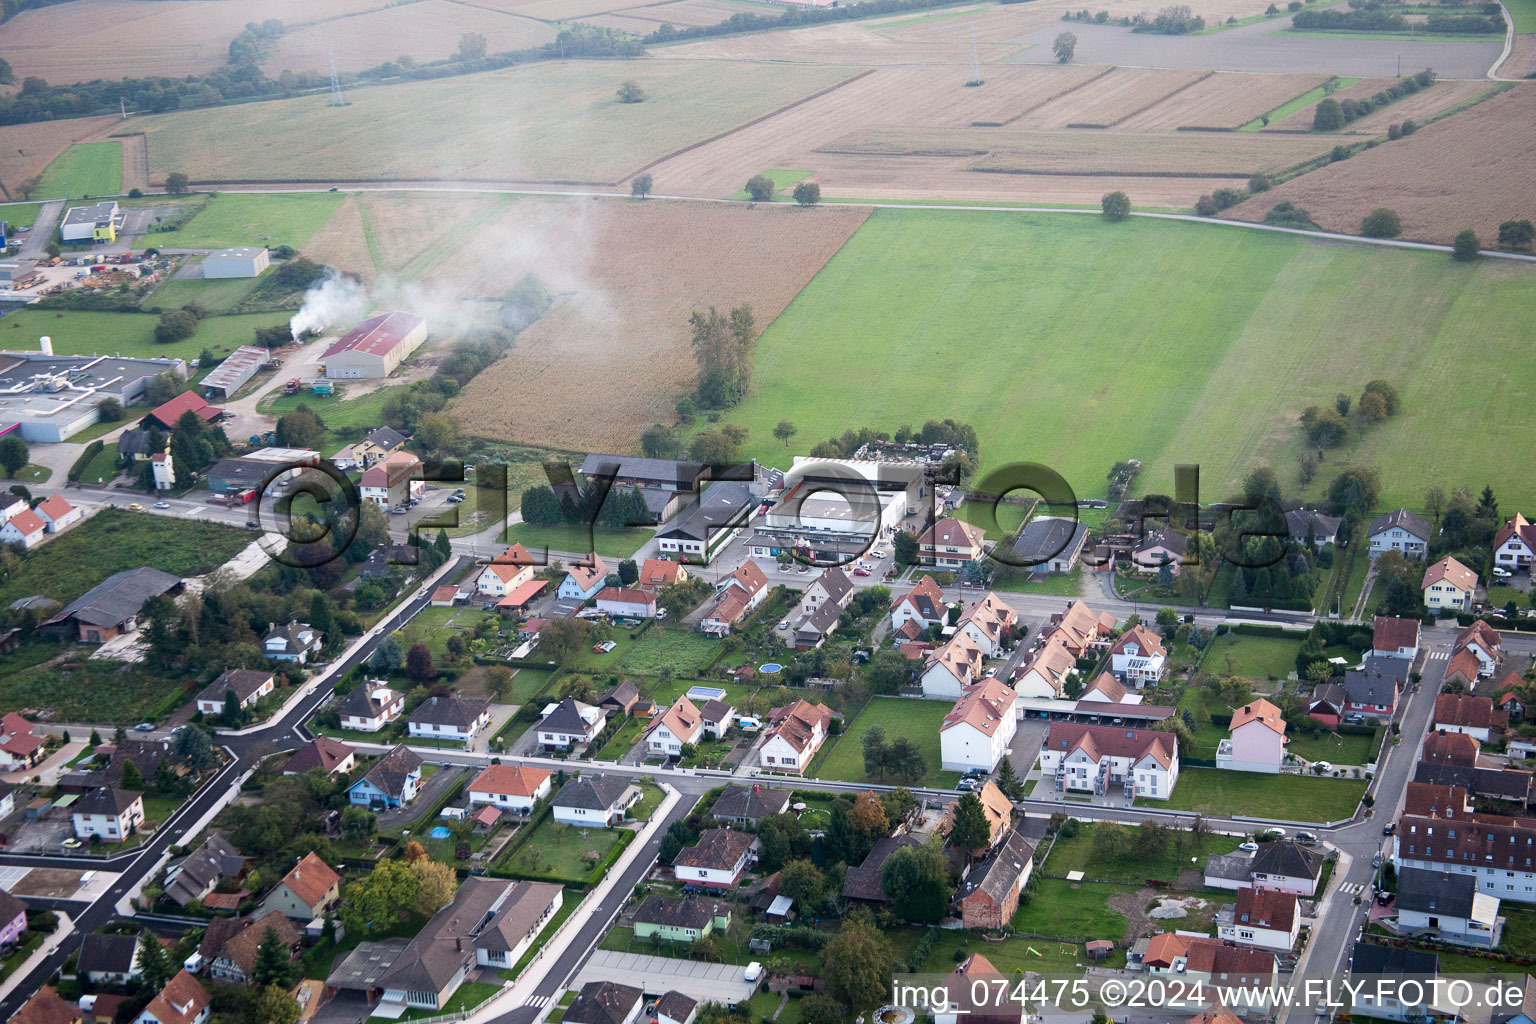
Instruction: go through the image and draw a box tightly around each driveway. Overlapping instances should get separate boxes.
[17,201,62,260]
[573,950,757,1004]
[375,765,466,833]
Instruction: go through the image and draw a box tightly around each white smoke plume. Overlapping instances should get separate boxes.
[290,271,371,339]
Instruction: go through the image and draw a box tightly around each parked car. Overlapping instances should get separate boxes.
[1239,841,1259,852]
[1494,567,1513,578]
[1383,822,1396,835]
[62,838,83,849]
[153,501,170,509]
[134,722,155,732]
[1313,761,1333,773]
[1372,853,1383,868]
[1262,827,1287,839]
[1297,832,1318,845]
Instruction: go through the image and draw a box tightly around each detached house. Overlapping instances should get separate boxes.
[0,712,44,768]
[700,698,735,739]
[595,587,657,619]
[958,830,1035,930]
[1131,530,1187,575]
[194,668,274,717]
[917,518,988,568]
[790,567,855,650]
[1367,509,1432,560]
[468,765,553,813]
[1219,698,1287,774]
[0,507,45,548]
[407,696,491,743]
[72,788,145,840]
[199,911,300,984]
[1216,887,1299,952]
[1432,693,1504,744]
[673,828,757,889]
[263,621,320,663]
[638,558,687,593]
[552,774,639,827]
[1395,866,1501,947]
[1285,508,1341,549]
[1038,723,1179,800]
[1248,840,1325,895]
[711,785,791,825]
[536,698,607,750]
[164,833,249,907]
[1012,638,1076,699]
[358,451,424,509]
[281,736,356,777]
[890,575,947,633]
[262,852,341,921]
[565,981,644,1024]
[0,886,26,948]
[335,682,404,732]
[1452,621,1502,680]
[647,696,704,759]
[921,632,985,699]
[1423,556,1477,612]
[35,494,82,533]
[1372,616,1421,661]
[759,700,834,773]
[1495,513,1536,571]
[633,895,732,942]
[1342,659,1407,720]
[1109,624,1167,687]
[79,933,140,986]
[956,592,1016,657]
[347,745,422,809]
[477,546,536,600]
[133,970,209,1024]
[559,554,610,602]
[940,678,1018,773]
[700,561,769,636]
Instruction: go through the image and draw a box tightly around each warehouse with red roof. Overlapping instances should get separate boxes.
[322,311,428,378]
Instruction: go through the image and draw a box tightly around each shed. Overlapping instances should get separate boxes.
[203,246,270,279]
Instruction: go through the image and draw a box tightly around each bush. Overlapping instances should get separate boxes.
[1100,191,1131,221]
[792,181,821,206]
[744,175,775,202]
[1211,188,1244,211]
[1247,173,1271,193]
[1451,229,1480,261]
[1498,219,1535,250]
[1330,144,1351,162]
[1194,194,1217,217]
[1313,98,1344,131]
[1361,208,1402,238]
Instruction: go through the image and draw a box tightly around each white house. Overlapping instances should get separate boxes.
[407,696,492,743]
[921,631,985,699]
[1011,637,1076,699]
[595,587,657,619]
[1108,624,1166,687]
[551,774,638,827]
[133,970,210,1024]
[566,982,645,1024]
[955,592,1016,657]
[263,621,320,663]
[673,828,757,889]
[468,765,553,813]
[73,788,145,840]
[1423,556,1477,612]
[558,554,609,602]
[194,668,274,716]
[536,698,606,750]
[1217,886,1300,952]
[34,494,81,533]
[940,678,1018,772]
[0,508,45,548]
[1372,615,1421,661]
[917,517,988,568]
[1451,621,1501,679]
[1432,693,1501,744]
[1495,514,1536,571]
[890,575,947,634]
[758,700,833,773]
[472,881,565,970]
[700,699,735,740]
[1395,867,1501,947]
[647,696,704,759]
[336,682,404,732]
[1367,508,1432,560]
[1038,723,1178,800]
[700,561,769,636]
[1217,698,1287,774]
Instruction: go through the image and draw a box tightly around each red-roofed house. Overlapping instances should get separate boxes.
[759,700,833,773]
[1433,694,1505,743]
[1423,557,1477,612]
[1452,621,1502,680]
[1372,616,1421,661]
[261,852,341,921]
[917,518,988,568]
[1217,887,1299,951]
[359,451,423,509]
[1495,513,1536,571]
[35,494,82,533]
[1422,729,1481,766]
[132,969,209,1024]
[1219,699,1287,774]
[478,560,535,600]
[701,561,768,636]
[144,391,222,431]
[322,311,427,378]
[1109,624,1167,686]
[0,712,44,768]
[940,678,1018,772]
[921,631,985,698]
[638,558,687,593]
[890,574,948,633]
[0,507,46,549]
[1039,722,1179,799]
[468,765,553,813]
[1012,637,1075,699]
[596,587,657,619]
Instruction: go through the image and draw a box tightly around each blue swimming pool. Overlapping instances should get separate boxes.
[759,663,783,673]
[428,826,451,839]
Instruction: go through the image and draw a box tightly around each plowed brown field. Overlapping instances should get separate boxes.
[1118,72,1325,130]
[448,198,869,450]
[1011,67,1211,129]
[1225,84,1535,244]
[1341,80,1499,131]
[263,1,556,75]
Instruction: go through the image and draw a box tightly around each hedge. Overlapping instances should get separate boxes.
[67,440,105,482]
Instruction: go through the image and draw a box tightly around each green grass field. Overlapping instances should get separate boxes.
[1011,878,1133,942]
[496,813,628,882]
[1142,767,1366,821]
[1285,725,1381,765]
[1505,0,1536,31]
[618,628,722,676]
[149,265,269,312]
[813,696,961,789]
[1042,823,1242,884]
[729,169,813,201]
[1239,77,1361,130]
[0,309,289,361]
[1201,632,1303,679]
[35,143,122,200]
[725,210,1536,511]
[502,521,651,559]
[78,442,120,485]
[0,202,45,230]
[170,193,345,249]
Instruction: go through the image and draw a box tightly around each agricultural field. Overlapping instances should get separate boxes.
[262,0,556,76]
[0,309,289,362]
[1012,68,1212,129]
[1337,80,1501,132]
[1226,83,1533,244]
[134,61,859,185]
[0,0,390,83]
[304,192,517,283]
[724,207,1536,511]
[169,192,346,250]
[812,696,961,789]
[1117,72,1326,130]
[449,197,869,452]
[34,143,122,200]
[0,118,119,202]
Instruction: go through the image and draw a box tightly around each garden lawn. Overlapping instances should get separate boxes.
[36,143,122,199]
[171,192,345,249]
[618,628,722,676]
[1042,823,1242,884]
[14,464,50,482]
[257,381,401,434]
[0,309,290,361]
[1201,632,1303,679]
[509,667,556,703]
[0,202,45,228]
[812,696,961,789]
[400,981,501,1020]
[892,925,1126,974]
[1011,878,1134,942]
[76,442,121,486]
[502,521,651,559]
[725,209,1536,511]
[149,266,268,313]
[592,715,645,761]
[1285,726,1381,765]
[495,813,627,882]
[1140,767,1365,822]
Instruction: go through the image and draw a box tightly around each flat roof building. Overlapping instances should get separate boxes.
[0,347,187,442]
[200,345,269,401]
[202,247,270,279]
[60,200,120,243]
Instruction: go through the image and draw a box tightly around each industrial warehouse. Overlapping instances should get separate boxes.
[322,311,428,378]
[0,340,187,441]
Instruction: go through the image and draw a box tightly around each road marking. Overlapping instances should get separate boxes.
[524,996,550,1008]
[1337,882,1365,894]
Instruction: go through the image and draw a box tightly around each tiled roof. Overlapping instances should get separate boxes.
[1433,694,1499,731]
[196,668,272,706]
[894,575,946,621]
[1366,508,1431,543]
[1423,556,1477,593]
[138,970,208,1024]
[282,736,355,775]
[1110,624,1165,659]
[919,517,986,551]
[633,894,729,930]
[408,695,489,728]
[1230,698,1286,736]
[650,696,703,744]
[200,910,299,977]
[1081,672,1127,703]
[674,828,755,871]
[469,765,552,798]
[565,980,644,1024]
[553,774,632,811]
[1372,615,1420,652]
[474,881,564,953]
[279,852,340,909]
[1250,840,1322,881]
[359,744,422,798]
[1045,722,1176,769]
[1232,886,1296,931]
[764,700,832,753]
[942,678,1015,738]
[13,987,78,1024]
[1396,866,1479,919]
[1422,730,1480,766]
[711,786,790,821]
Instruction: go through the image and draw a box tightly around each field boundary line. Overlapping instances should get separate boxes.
[1104,69,1215,127]
[998,64,1116,126]
[622,67,877,182]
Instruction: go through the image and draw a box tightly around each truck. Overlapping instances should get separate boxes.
[230,489,257,506]
[310,380,334,396]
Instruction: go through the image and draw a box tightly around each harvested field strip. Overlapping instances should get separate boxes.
[1011,68,1210,129]
[1240,76,1361,130]
[136,61,856,185]
[819,128,1334,176]
[618,0,772,26]
[1340,79,1501,131]
[1118,72,1327,131]
[1263,77,1393,130]
[994,65,1116,125]
[0,117,119,201]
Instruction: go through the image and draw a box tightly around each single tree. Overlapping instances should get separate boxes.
[995,756,1025,800]
[222,689,242,727]
[887,736,926,784]
[1100,191,1131,221]
[744,174,774,202]
[1497,219,1535,250]
[792,181,821,206]
[823,912,895,1015]
[948,791,992,860]
[773,419,797,447]
[1451,229,1480,261]
[0,436,29,478]
[1053,31,1078,62]
[165,172,190,195]
[1312,98,1344,131]
[253,925,300,988]
[862,725,889,779]
[252,987,301,1024]
[405,642,436,681]
[616,79,646,103]
[137,929,174,990]
[880,840,953,922]
[1361,207,1402,238]
[457,32,488,61]
[631,173,653,199]
[409,856,458,915]
[778,858,825,907]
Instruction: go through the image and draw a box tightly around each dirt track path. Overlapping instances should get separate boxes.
[119,134,149,193]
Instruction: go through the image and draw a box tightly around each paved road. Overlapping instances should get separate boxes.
[17,200,62,260]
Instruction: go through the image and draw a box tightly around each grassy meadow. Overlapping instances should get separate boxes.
[726,209,1536,511]
[35,142,122,199]
[171,192,345,249]
[813,696,961,789]
[0,308,289,361]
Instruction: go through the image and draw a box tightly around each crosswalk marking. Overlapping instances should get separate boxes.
[525,996,550,1008]
[1337,881,1365,895]
[1424,650,1449,661]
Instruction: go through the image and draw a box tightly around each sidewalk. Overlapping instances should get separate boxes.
[0,912,73,1006]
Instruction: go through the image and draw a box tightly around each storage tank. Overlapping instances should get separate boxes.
[38,335,52,356]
